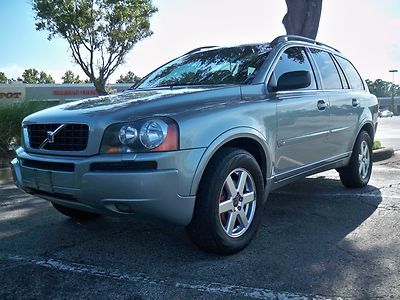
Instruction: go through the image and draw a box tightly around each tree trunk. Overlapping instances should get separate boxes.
[93,79,107,96]
[283,0,322,40]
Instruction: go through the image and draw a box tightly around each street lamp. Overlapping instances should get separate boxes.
[389,69,398,114]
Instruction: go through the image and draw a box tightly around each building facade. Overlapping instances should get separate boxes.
[0,83,132,104]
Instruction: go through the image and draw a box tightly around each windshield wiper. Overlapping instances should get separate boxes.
[156,83,196,89]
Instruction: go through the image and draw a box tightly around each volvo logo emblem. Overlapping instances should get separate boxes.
[39,124,67,149]
[46,131,55,143]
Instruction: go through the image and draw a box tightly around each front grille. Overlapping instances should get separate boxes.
[27,124,89,151]
[21,158,75,172]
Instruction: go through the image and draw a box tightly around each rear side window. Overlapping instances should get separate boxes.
[270,47,317,90]
[335,56,364,90]
[310,49,342,89]
[332,57,349,89]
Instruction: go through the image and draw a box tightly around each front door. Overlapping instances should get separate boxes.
[269,47,332,177]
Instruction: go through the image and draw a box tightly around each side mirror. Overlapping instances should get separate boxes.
[269,70,311,92]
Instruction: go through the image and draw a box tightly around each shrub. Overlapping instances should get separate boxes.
[373,140,382,150]
[0,101,58,154]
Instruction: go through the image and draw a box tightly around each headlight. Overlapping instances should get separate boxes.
[101,118,179,154]
[140,120,168,149]
[118,125,138,145]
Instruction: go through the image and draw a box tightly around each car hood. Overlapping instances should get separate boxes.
[23,86,242,125]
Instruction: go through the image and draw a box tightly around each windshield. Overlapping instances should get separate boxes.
[136,44,270,89]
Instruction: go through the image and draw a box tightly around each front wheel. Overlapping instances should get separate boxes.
[186,148,265,254]
[338,131,373,188]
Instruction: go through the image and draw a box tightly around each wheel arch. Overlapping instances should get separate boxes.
[359,122,375,141]
[347,121,375,160]
[350,121,375,151]
[189,127,272,196]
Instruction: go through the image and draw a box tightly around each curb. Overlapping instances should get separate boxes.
[373,147,395,162]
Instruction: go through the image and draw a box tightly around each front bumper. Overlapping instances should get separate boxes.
[11,147,205,226]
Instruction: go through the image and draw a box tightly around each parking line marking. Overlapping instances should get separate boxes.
[5,254,343,300]
[273,190,400,200]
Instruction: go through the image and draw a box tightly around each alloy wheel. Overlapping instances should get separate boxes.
[358,140,370,179]
[218,168,257,238]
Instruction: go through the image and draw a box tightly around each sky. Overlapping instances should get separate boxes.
[0,0,399,84]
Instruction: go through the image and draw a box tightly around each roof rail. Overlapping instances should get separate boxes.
[270,35,341,53]
[184,46,218,56]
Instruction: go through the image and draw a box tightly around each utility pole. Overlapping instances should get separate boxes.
[389,69,398,114]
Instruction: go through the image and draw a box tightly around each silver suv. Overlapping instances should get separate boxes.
[11,35,378,254]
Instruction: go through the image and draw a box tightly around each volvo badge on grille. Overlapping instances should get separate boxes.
[39,124,67,149]
[46,131,55,143]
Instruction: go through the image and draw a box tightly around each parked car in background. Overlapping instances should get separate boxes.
[11,35,378,254]
[378,109,394,118]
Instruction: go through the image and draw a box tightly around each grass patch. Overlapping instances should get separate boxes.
[373,140,382,150]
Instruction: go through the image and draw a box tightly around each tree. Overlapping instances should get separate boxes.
[22,68,40,83]
[39,71,55,83]
[33,0,157,95]
[22,68,55,84]
[116,71,141,84]
[365,79,400,97]
[283,0,323,40]
[0,72,7,83]
[62,70,83,84]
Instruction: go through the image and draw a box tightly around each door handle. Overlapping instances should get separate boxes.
[352,98,360,107]
[317,100,328,111]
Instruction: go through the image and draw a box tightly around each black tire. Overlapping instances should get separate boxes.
[186,148,265,255]
[338,131,373,188]
[51,202,100,220]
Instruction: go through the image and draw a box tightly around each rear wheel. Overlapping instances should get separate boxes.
[338,131,373,188]
[51,202,100,220]
[186,148,265,254]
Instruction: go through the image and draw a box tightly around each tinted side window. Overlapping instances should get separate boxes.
[332,56,349,89]
[270,47,317,90]
[310,49,342,89]
[335,56,364,90]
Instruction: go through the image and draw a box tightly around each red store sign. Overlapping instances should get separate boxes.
[53,90,97,96]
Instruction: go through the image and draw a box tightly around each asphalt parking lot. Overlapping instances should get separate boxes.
[1,151,399,299]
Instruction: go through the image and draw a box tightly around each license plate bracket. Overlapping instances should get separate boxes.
[33,169,53,192]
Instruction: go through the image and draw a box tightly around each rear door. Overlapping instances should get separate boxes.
[331,55,365,155]
[270,46,332,177]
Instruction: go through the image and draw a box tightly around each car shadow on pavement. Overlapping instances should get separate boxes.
[0,175,386,298]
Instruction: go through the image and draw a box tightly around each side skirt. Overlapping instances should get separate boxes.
[270,153,351,191]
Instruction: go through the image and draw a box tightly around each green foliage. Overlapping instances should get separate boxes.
[39,71,55,83]
[105,87,118,94]
[0,71,7,83]
[22,68,40,83]
[22,68,55,83]
[32,0,157,95]
[373,140,382,150]
[0,101,57,153]
[62,70,83,84]
[116,71,141,84]
[366,79,400,97]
